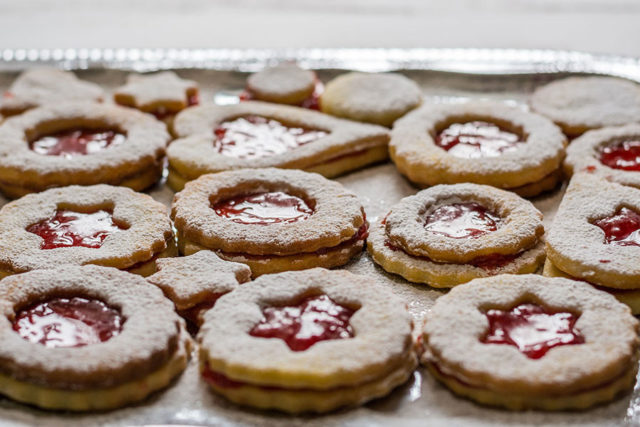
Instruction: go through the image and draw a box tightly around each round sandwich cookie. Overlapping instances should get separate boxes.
[320,72,422,127]
[0,265,190,411]
[368,183,545,288]
[0,68,104,117]
[530,76,640,138]
[198,268,416,413]
[546,173,640,313]
[0,102,169,198]
[390,101,566,197]
[147,251,251,327]
[0,185,176,278]
[171,168,368,277]
[243,63,322,109]
[421,274,639,411]
[167,101,389,190]
[114,71,199,124]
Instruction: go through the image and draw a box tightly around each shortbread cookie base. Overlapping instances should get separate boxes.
[126,237,178,277]
[508,167,563,198]
[543,259,640,315]
[0,336,189,412]
[167,144,388,192]
[0,161,163,199]
[180,235,364,277]
[425,359,637,411]
[368,221,546,288]
[204,353,417,414]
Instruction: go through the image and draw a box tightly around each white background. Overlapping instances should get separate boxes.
[0,0,639,56]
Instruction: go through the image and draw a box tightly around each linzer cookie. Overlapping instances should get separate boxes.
[564,123,640,189]
[368,183,545,287]
[530,76,640,137]
[390,101,566,197]
[0,185,176,277]
[114,71,199,122]
[0,68,104,117]
[167,101,389,190]
[0,102,169,198]
[198,268,416,413]
[171,168,367,276]
[243,63,321,109]
[320,72,422,127]
[545,174,640,313]
[147,251,251,326]
[421,274,639,410]
[171,168,368,277]
[0,265,189,411]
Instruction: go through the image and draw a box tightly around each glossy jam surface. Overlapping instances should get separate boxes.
[249,295,356,351]
[424,202,501,239]
[12,297,123,348]
[30,129,126,158]
[593,207,640,247]
[599,139,640,171]
[27,210,126,249]
[212,191,313,225]
[435,121,524,158]
[213,115,327,159]
[482,303,584,359]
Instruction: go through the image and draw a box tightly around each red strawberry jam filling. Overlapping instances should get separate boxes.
[30,129,126,158]
[249,294,356,351]
[27,209,127,249]
[599,139,640,171]
[435,121,524,158]
[424,202,502,239]
[12,297,123,348]
[593,207,640,247]
[213,115,328,159]
[213,191,314,225]
[482,303,584,359]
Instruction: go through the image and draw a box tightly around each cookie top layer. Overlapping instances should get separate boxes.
[246,64,316,105]
[321,72,422,127]
[171,168,365,256]
[530,76,640,137]
[546,174,640,288]
[422,274,639,395]
[0,184,172,273]
[199,268,414,389]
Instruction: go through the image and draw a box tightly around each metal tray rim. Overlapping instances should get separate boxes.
[1,47,640,81]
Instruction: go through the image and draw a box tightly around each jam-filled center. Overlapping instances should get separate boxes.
[27,209,127,249]
[249,294,356,351]
[424,202,501,239]
[212,191,314,225]
[599,139,640,172]
[482,303,584,359]
[30,129,126,158]
[213,115,328,159]
[593,207,640,247]
[12,297,123,348]
[435,121,524,159]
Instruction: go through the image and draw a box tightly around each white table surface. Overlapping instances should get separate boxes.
[1,0,640,57]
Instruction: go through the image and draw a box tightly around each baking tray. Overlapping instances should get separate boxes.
[0,48,639,427]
